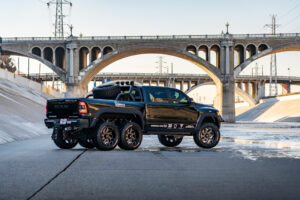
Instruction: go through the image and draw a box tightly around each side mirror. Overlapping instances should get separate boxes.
[188,98,194,105]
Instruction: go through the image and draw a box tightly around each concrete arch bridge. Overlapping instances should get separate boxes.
[1,33,300,122]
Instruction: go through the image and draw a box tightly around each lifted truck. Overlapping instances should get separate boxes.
[45,81,223,151]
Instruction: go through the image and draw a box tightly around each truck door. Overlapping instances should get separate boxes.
[168,89,198,124]
[145,87,174,124]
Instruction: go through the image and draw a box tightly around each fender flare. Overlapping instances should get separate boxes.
[195,112,220,130]
[90,107,144,128]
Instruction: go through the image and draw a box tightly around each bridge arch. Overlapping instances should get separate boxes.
[31,47,41,57]
[1,46,66,81]
[103,46,113,56]
[186,82,255,106]
[234,44,245,66]
[234,42,300,77]
[78,45,223,106]
[258,44,268,53]
[210,45,220,67]
[186,45,197,55]
[79,46,90,70]
[198,45,209,61]
[246,44,257,59]
[91,46,101,62]
[55,47,65,70]
[43,47,54,63]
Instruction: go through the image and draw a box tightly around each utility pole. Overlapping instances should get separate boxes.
[265,15,279,96]
[47,0,72,37]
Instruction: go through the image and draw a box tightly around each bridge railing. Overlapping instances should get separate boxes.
[1,33,300,42]
[22,72,300,81]
[1,37,65,42]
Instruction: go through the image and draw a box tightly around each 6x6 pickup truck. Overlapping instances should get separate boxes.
[45,81,223,151]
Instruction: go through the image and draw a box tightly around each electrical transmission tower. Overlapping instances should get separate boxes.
[155,56,168,73]
[265,15,279,96]
[47,0,72,37]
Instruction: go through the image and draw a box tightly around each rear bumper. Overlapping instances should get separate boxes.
[44,118,89,129]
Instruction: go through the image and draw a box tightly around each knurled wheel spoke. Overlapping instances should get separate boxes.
[125,127,138,145]
[101,127,115,146]
[199,127,214,144]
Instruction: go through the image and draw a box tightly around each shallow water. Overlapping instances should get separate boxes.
[138,122,300,160]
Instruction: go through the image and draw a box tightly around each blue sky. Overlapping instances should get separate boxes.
[1,0,300,76]
[1,0,300,36]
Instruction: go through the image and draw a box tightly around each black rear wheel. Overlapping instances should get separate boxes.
[52,129,78,149]
[78,138,94,149]
[158,135,183,147]
[93,122,119,151]
[193,123,220,148]
[119,122,143,150]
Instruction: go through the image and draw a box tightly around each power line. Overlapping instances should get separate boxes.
[280,12,300,29]
[278,1,300,20]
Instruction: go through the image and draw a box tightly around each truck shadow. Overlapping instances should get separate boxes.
[55,147,222,153]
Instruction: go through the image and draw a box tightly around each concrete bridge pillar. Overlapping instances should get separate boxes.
[244,82,250,96]
[188,80,191,91]
[251,82,257,99]
[64,83,87,98]
[257,81,266,102]
[66,43,77,83]
[220,39,235,122]
[180,80,184,91]
[237,82,242,89]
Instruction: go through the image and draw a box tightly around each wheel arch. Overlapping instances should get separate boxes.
[90,107,144,129]
[196,113,220,129]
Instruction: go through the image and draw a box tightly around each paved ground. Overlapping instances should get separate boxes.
[1,123,300,200]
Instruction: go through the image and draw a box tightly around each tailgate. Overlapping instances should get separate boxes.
[47,99,80,118]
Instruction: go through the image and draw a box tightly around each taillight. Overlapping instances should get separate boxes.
[46,102,48,114]
[79,101,88,114]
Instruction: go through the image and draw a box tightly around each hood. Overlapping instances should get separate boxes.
[194,102,219,113]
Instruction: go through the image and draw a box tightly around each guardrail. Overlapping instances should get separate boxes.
[1,33,300,42]
[21,72,300,81]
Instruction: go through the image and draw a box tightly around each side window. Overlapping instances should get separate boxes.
[170,90,188,104]
[148,88,169,103]
[131,88,142,101]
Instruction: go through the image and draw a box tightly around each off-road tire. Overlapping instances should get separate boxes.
[158,135,183,147]
[78,138,94,149]
[193,123,220,148]
[93,122,119,151]
[52,129,78,149]
[92,85,121,99]
[119,122,143,150]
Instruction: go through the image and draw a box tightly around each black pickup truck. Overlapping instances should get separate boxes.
[45,81,223,151]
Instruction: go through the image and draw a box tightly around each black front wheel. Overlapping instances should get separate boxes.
[158,135,183,147]
[93,122,119,151]
[119,122,143,150]
[52,129,78,149]
[193,123,220,148]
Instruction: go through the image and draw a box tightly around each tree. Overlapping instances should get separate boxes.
[0,55,16,73]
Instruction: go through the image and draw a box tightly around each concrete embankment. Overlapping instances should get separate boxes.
[236,94,300,122]
[0,69,53,144]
